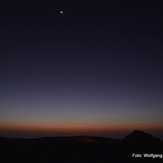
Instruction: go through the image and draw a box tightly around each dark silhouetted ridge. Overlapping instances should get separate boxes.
[0,130,163,163]
[33,135,120,143]
[124,130,161,143]
[123,130,163,152]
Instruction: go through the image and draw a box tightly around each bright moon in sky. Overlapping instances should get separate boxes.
[60,11,63,14]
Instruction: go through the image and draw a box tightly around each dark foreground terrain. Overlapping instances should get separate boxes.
[0,130,163,163]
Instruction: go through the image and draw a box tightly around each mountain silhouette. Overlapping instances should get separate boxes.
[122,130,162,153]
[0,130,163,163]
[124,130,161,143]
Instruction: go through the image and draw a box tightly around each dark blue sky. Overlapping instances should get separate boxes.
[0,0,163,139]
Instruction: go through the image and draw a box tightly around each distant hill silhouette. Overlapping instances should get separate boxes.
[33,135,120,144]
[0,130,163,163]
[122,130,163,154]
[124,130,161,143]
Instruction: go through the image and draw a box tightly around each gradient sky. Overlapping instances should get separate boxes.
[0,0,163,139]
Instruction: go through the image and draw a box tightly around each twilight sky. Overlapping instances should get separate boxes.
[0,0,163,139]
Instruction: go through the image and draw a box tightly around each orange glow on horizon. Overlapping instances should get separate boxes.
[0,121,163,136]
